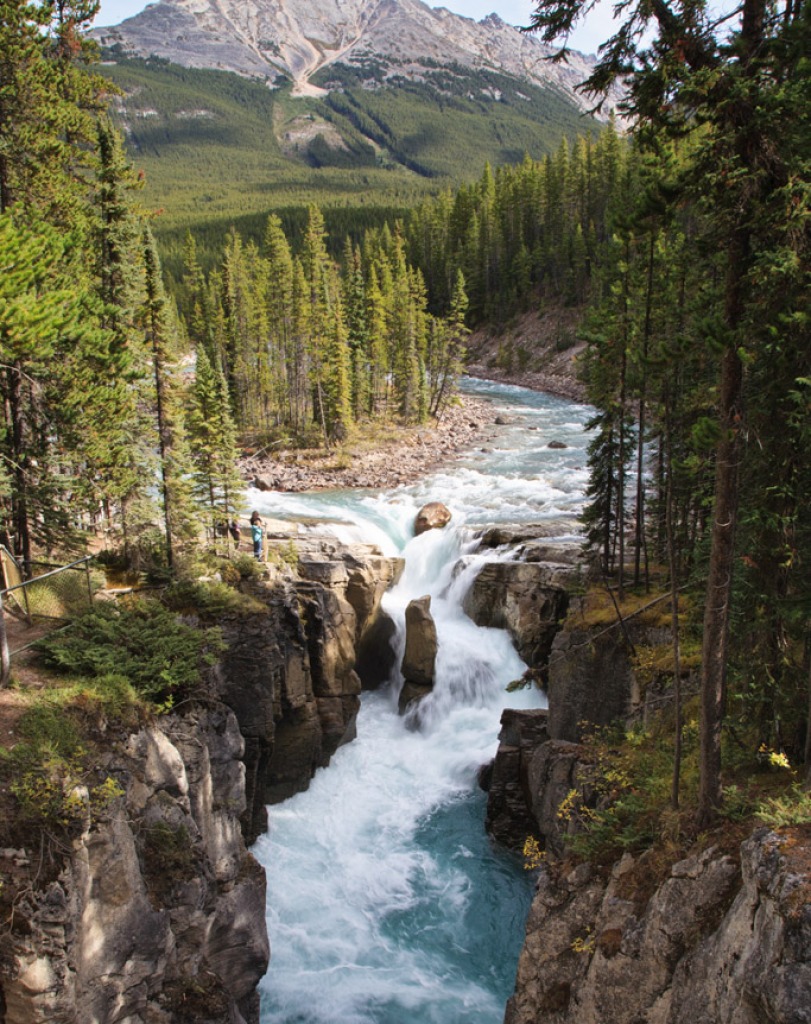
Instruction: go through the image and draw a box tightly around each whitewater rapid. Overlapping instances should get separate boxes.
[251,380,592,1024]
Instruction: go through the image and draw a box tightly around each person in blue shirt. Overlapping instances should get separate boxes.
[250,511,264,561]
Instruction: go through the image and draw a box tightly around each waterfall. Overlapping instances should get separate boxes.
[251,380,592,1024]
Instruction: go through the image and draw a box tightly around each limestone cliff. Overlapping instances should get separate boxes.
[505,826,811,1024]
[0,708,268,1024]
[0,537,403,1022]
[212,540,402,839]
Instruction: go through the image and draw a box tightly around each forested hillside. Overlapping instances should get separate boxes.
[97,55,599,268]
[0,2,474,577]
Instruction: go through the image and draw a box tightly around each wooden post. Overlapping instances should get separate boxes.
[0,592,11,688]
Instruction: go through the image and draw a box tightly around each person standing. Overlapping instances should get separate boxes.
[250,511,264,561]
[228,519,241,550]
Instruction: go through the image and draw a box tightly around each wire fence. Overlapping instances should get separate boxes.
[0,549,96,686]
[1,550,95,623]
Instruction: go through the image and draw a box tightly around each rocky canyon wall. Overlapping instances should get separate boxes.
[0,537,403,1023]
[478,575,811,1024]
[1,708,268,1024]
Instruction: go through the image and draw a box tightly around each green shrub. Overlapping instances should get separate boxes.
[232,553,264,579]
[163,578,266,616]
[35,600,225,706]
[755,785,811,827]
[0,685,130,832]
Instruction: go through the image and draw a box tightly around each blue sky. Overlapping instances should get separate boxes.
[93,0,619,55]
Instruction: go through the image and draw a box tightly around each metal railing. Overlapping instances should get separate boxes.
[0,548,95,686]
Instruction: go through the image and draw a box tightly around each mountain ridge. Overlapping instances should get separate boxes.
[93,0,611,114]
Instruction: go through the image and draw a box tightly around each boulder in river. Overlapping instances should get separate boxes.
[414,502,452,536]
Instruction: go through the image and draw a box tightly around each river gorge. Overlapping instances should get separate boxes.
[2,380,808,1024]
[251,378,593,1023]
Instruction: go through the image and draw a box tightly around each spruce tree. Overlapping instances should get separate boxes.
[187,347,244,544]
[140,226,199,570]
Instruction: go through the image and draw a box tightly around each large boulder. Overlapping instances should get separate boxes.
[414,502,452,536]
[401,595,437,685]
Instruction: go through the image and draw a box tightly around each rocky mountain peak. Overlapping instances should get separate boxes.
[93,0,614,113]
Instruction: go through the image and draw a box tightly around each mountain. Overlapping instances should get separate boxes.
[93,0,612,268]
[93,0,607,112]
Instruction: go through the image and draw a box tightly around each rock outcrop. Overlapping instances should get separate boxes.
[213,539,403,833]
[506,827,811,1024]
[0,708,268,1024]
[547,602,673,742]
[483,709,550,849]
[401,595,437,686]
[463,560,572,670]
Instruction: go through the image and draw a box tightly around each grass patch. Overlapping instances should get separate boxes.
[0,677,142,837]
[563,584,699,634]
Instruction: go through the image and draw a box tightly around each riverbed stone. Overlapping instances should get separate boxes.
[414,502,452,535]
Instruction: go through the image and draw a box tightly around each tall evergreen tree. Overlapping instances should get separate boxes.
[140,226,198,570]
[187,346,243,542]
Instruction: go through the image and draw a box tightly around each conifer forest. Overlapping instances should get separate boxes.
[1,0,810,827]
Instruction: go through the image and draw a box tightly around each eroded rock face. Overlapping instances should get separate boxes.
[463,561,571,669]
[0,539,406,1022]
[485,709,811,1024]
[547,603,671,742]
[483,709,550,850]
[506,828,810,1024]
[214,541,403,823]
[414,502,452,536]
[0,708,268,1024]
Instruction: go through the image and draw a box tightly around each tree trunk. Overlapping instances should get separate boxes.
[696,333,743,826]
[665,399,683,809]
[151,334,174,571]
[634,232,655,588]
[7,363,31,576]
[696,0,764,827]
[804,635,811,787]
